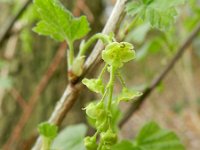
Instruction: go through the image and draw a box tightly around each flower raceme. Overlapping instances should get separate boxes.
[82,41,142,150]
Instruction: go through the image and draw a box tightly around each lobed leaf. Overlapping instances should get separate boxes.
[112,122,185,150]
[52,124,87,150]
[134,121,185,150]
[33,0,90,42]
[112,140,139,150]
[126,0,185,30]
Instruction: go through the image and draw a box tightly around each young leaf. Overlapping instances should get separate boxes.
[38,122,58,140]
[82,78,105,94]
[52,124,87,150]
[102,42,135,68]
[71,56,85,76]
[117,88,142,102]
[125,1,145,17]
[134,121,185,150]
[126,0,185,30]
[33,0,90,42]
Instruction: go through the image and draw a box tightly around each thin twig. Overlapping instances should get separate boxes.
[119,22,200,127]
[0,0,32,47]
[32,0,128,149]
[3,43,66,150]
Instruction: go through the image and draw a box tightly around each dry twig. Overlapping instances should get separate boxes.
[0,0,32,47]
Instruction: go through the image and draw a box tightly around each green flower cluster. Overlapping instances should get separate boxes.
[82,42,142,150]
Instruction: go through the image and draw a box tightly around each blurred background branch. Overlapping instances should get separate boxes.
[0,0,32,47]
[119,22,200,127]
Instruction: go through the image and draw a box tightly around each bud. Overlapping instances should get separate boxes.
[101,129,117,145]
[84,136,98,150]
[101,144,112,150]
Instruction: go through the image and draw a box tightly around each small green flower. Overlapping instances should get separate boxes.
[85,102,105,119]
[101,129,117,145]
[101,144,112,150]
[102,42,135,68]
[82,78,105,94]
[117,87,142,102]
[84,102,108,131]
[96,119,109,132]
[84,136,98,150]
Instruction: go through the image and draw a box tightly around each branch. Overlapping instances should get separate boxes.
[32,0,128,149]
[3,43,66,150]
[0,0,32,47]
[119,22,200,127]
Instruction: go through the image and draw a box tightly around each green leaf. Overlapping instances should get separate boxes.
[70,16,91,42]
[117,88,142,102]
[149,0,185,9]
[126,0,185,30]
[134,121,185,150]
[52,124,87,150]
[102,42,135,68]
[125,1,144,17]
[112,140,138,150]
[38,122,58,140]
[82,78,105,94]
[147,7,177,30]
[33,0,90,42]
[112,122,185,150]
[142,0,153,5]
